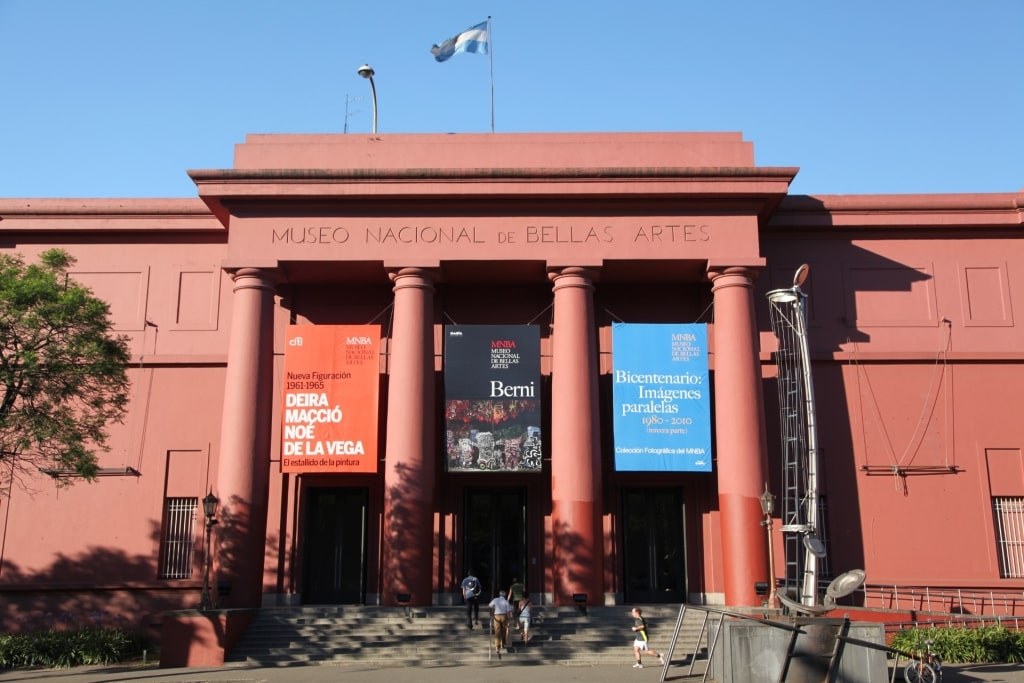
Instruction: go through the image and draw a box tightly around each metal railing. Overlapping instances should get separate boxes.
[660,605,804,683]
[774,580,1024,633]
[768,577,1024,619]
[857,583,1024,618]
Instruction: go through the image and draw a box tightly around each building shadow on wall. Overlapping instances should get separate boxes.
[550,517,595,606]
[0,520,176,636]
[381,459,433,606]
[759,197,935,599]
[0,514,281,638]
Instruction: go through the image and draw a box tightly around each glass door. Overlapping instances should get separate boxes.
[302,487,368,604]
[622,488,686,603]
[463,488,527,602]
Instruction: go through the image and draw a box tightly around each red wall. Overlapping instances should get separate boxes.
[0,135,1021,638]
[761,201,1024,594]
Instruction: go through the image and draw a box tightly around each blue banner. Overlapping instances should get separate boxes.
[612,323,712,472]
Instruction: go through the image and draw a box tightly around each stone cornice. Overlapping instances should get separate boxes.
[191,166,798,228]
[768,192,1024,230]
[0,198,223,233]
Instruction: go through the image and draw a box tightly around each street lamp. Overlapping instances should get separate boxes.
[357,64,377,134]
[759,484,777,608]
[199,490,220,610]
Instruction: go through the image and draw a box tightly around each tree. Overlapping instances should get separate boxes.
[0,249,131,490]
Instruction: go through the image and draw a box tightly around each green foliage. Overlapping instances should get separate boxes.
[0,249,131,489]
[0,628,149,669]
[891,625,1024,664]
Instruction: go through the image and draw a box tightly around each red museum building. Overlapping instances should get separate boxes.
[1,132,1022,636]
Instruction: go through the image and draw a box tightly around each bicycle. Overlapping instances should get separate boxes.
[904,638,943,683]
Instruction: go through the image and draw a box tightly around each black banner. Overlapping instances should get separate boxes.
[443,325,542,472]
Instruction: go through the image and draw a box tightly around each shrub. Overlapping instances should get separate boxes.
[891,625,1024,664]
[0,627,149,669]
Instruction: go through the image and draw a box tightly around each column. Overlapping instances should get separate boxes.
[381,267,437,606]
[548,266,603,606]
[708,265,769,607]
[215,267,279,608]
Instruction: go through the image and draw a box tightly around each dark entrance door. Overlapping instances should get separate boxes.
[464,488,526,602]
[302,487,368,604]
[622,488,686,603]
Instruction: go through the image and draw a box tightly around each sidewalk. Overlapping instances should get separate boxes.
[0,661,646,683]
[1,660,1024,683]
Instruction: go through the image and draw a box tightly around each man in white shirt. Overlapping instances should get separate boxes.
[488,591,513,653]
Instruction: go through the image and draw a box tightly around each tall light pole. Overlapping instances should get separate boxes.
[759,484,777,608]
[199,490,220,610]
[357,64,377,134]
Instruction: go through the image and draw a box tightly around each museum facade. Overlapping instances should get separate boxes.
[1,132,1022,633]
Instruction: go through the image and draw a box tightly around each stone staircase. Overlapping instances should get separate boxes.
[225,604,715,667]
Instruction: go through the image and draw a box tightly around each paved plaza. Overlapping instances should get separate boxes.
[2,660,1024,683]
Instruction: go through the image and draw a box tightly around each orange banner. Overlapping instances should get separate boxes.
[280,325,380,473]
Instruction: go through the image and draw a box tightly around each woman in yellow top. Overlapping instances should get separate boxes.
[507,577,526,628]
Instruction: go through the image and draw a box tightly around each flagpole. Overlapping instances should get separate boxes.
[487,16,494,133]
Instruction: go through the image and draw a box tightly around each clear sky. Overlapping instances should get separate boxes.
[1,0,1021,199]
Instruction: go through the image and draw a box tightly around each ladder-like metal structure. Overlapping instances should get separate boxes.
[766,265,823,607]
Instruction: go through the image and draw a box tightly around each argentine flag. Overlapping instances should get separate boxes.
[430,20,489,63]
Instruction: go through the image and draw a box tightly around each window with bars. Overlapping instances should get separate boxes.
[160,497,198,579]
[993,497,1024,578]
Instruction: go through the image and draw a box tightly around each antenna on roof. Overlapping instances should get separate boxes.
[343,93,362,134]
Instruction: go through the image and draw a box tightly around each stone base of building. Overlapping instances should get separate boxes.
[159,609,255,667]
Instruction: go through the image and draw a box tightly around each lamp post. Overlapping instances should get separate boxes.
[199,490,220,610]
[357,64,377,134]
[759,484,777,608]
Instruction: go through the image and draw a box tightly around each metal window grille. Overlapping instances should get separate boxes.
[160,497,198,579]
[993,497,1024,578]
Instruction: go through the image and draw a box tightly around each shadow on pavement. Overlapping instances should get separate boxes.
[925,662,1024,682]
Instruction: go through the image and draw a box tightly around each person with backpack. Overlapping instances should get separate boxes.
[630,607,665,669]
[461,570,481,629]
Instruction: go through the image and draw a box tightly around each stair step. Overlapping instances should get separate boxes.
[225,605,713,667]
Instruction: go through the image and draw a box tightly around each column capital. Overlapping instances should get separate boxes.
[705,263,763,283]
[226,267,283,293]
[706,265,763,293]
[387,267,439,290]
[547,266,599,288]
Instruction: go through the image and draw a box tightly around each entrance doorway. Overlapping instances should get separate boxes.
[463,488,526,601]
[622,488,686,603]
[302,487,368,604]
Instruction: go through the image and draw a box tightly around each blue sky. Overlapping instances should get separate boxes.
[1,0,1021,198]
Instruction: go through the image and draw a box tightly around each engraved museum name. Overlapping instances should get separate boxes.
[271,223,711,246]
